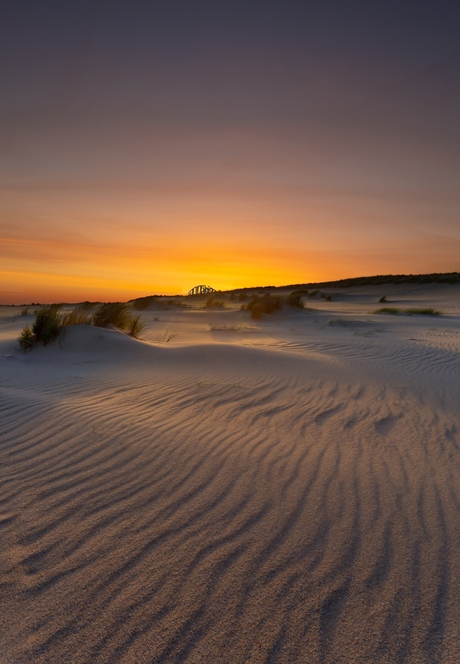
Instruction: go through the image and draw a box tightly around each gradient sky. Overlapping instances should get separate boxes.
[1,1,460,303]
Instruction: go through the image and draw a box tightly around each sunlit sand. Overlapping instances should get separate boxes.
[1,282,460,663]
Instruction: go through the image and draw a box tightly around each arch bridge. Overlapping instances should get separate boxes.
[188,285,216,296]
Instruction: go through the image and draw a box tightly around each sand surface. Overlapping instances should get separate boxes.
[1,284,460,663]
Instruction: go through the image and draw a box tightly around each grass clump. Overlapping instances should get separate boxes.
[126,314,146,338]
[373,307,441,316]
[244,294,284,320]
[32,305,62,345]
[205,296,225,308]
[61,304,92,326]
[91,303,131,329]
[91,303,146,338]
[286,291,305,309]
[18,325,35,351]
[18,301,147,350]
[379,295,387,303]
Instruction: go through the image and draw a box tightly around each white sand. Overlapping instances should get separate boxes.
[1,284,460,663]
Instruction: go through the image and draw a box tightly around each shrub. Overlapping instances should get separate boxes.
[325,295,332,301]
[307,290,319,298]
[32,305,61,345]
[18,325,35,351]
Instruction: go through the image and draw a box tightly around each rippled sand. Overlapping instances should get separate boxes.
[1,284,460,663]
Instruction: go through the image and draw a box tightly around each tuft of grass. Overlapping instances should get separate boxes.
[126,314,146,338]
[373,307,441,316]
[20,307,29,316]
[379,295,387,303]
[205,296,225,308]
[61,304,92,326]
[286,291,305,309]
[18,325,35,351]
[245,294,284,320]
[32,305,62,345]
[154,329,177,343]
[91,303,131,329]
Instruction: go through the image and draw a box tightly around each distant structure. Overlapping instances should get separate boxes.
[188,285,216,296]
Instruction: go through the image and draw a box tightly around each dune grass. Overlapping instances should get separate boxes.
[243,294,284,319]
[18,302,146,350]
[286,291,305,309]
[205,296,225,308]
[373,307,441,316]
[126,314,146,338]
[18,325,35,351]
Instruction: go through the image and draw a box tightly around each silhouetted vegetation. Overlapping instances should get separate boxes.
[379,295,387,303]
[281,272,460,291]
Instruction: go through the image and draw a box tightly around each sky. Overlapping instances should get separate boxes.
[1,0,460,303]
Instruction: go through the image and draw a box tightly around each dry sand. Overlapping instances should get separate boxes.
[1,284,460,663]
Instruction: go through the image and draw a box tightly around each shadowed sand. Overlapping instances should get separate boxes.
[1,283,460,663]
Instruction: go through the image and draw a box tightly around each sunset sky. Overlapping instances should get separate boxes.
[2,1,460,303]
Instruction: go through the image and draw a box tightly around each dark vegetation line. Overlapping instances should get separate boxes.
[225,271,460,293]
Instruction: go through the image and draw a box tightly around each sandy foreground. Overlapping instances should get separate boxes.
[1,284,460,664]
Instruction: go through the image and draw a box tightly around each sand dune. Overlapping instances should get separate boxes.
[1,284,460,663]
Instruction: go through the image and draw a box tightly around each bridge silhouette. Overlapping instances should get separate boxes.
[188,285,216,296]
